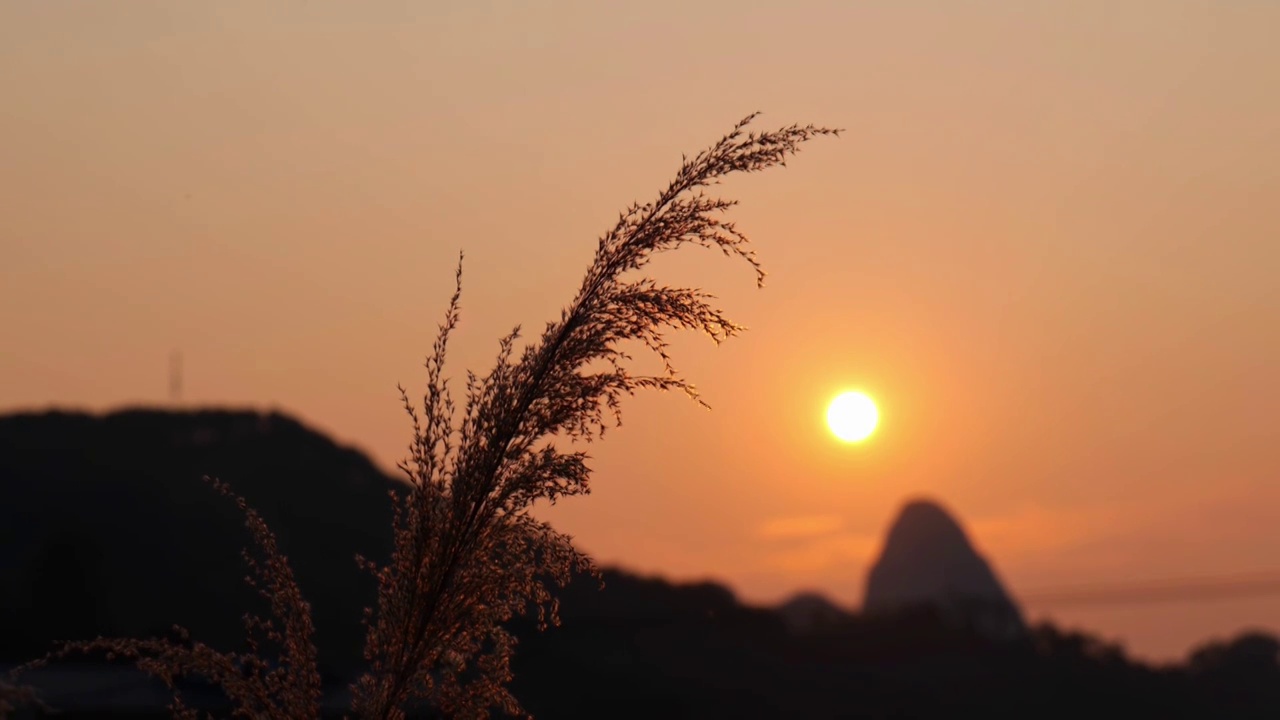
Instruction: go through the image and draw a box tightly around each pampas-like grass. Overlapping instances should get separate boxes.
[7,113,838,720]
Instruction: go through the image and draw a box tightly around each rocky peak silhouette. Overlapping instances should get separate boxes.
[864,498,1025,639]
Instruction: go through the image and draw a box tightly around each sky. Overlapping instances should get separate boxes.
[3,1,1279,662]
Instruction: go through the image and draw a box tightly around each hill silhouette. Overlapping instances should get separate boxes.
[2,407,1278,718]
[777,592,852,634]
[0,408,400,681]
[864,498,1025,640]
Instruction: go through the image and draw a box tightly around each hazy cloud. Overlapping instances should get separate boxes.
[758,514,845,540]
[761,532,881,575]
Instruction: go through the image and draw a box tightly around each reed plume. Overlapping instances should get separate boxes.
[10,113,838,719]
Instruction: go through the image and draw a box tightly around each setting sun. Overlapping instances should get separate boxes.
[827,391,879,442]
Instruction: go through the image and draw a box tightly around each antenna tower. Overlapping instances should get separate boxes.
[170,350,183,404]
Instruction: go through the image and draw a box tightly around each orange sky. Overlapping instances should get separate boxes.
[3,1,1279,662]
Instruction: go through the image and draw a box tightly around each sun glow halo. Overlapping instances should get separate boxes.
[826,391,879,442]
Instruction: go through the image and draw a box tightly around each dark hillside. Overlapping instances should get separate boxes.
[2,408,1278,718]
[0,408,400,679]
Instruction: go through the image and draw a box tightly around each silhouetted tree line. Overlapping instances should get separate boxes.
[504,570,1280,719]
[3,410,1278,718]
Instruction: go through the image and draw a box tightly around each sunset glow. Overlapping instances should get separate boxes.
[3,0,1280,666]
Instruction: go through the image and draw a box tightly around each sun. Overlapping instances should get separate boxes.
[826,391,879,442]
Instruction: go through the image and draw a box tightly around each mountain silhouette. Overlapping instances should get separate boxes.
[2,407,1278,718]
[864,498,1025,639]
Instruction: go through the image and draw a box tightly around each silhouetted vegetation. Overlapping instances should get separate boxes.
[3,115,839,718]
[511,571,1280,719]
